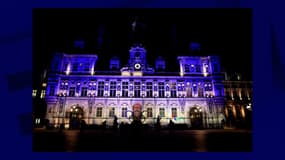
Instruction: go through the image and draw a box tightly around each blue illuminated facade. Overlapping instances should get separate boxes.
[45,44,225,129]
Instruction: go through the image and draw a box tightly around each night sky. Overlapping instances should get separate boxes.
[33,9,251,86]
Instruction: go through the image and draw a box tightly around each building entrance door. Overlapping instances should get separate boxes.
[190,107,203,129]
[69,105,84,129]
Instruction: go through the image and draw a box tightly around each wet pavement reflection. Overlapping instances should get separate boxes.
[33,128,252,152]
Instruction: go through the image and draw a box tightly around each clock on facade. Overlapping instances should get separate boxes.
[134,63,141,70]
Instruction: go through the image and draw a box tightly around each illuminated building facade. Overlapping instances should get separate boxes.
[223,73,252,128]
[45,43,226,129]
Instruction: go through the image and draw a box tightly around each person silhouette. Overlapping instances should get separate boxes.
[113,115,118,131]
[156,115,161,131]
[168,119,174,135]
[221,119,225,129]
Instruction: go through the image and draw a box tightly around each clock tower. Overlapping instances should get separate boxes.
[120,44,154,76]
[128,44,147,72]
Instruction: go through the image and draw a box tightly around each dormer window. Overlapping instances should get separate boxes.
[184,64,190,72]
[196,65,201,72]
[73,63,79,71]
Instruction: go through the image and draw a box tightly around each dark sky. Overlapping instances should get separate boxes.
[33,8,251,86]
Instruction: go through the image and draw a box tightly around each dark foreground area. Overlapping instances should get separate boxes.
[33,128,252,152]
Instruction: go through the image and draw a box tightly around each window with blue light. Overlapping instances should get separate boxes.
[69,87,75,96]
[196,65,201,72]
[146,82,153,97]
[158,82,165,98]
[190,65,195,72]
[110,81,116,97]
[81,87,88,97]
[134,82,141,97]
[198,86,204,97]
[97,81,104,97]
[184,64,190,72]
[122,82,128,97]
[84,63,90,71]
[186,86,192,97]
[73,62,79,71]
[170,82,177,98]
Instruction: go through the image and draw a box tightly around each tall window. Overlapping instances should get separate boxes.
[84,63,90,71]
[96,107,102,117]
[171,108,177,118]
[49,86,55,96]
[158,82,165,98]
[205,64,209,72]
[73,62,79,71]
[69,87,75,96]
[159,108,165,117]
[196,65,201,72]
[122,107,127,117]
[186,87,192,97]
[184,64,190,72]
[146,82,153,97]
[110,81,116,97]
[190,65,195,72]
[134,82,141,97]
[198,87,204,97]
[109,108,115,117]
[122,82,128,97]
[97,81,104,97]
[81,87,88,97]
[147,108,153,118]
[170,82,177,98]
[178,83,183,97]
